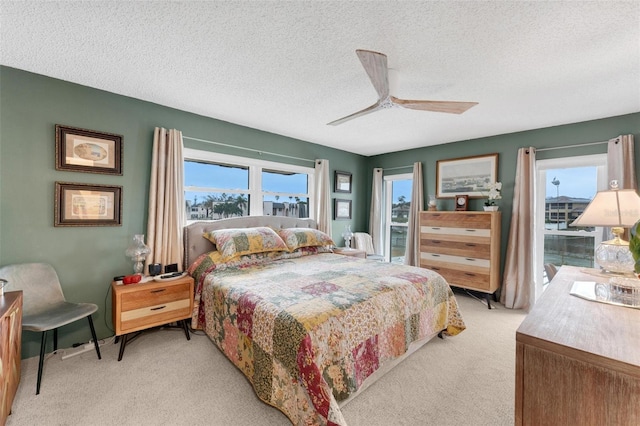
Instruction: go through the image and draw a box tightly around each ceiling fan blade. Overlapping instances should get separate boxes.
[356,49,389,100]
[391,96,478,114]
[327,102,383,126]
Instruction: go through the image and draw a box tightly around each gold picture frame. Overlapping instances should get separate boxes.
[55,124,123,175]
[54,182,122,227]
[436,153,499,198]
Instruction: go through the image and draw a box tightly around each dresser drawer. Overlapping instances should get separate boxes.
[422,262,492,292]
[420,252,490,269]
[420,212,492,228]
[420,238,491,259]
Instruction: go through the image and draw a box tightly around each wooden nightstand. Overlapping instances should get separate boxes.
[112,275,194,361]
[333,247,366,258]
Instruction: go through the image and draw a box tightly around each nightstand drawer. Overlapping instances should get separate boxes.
[121,282,191,311]
[120,299,191,333]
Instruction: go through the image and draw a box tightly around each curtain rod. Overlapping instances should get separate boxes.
[183,135,316,164]
[383,165,414,171]
[535,140,608,152]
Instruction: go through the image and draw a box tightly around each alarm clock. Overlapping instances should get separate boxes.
[455,195,469,211]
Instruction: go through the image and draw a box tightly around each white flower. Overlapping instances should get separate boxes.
[485,182,502,205]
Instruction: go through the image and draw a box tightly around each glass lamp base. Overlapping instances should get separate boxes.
[595,239,635,274]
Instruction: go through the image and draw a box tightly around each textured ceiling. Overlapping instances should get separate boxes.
[1,1,639,156]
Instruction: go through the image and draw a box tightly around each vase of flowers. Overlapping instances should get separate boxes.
[483,182,502,211]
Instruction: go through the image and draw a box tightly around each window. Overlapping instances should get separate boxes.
[184,149,314,223]
[384,173,412,263]
[535,153,607,297]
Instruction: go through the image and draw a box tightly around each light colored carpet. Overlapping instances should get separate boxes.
[6,293,526,426]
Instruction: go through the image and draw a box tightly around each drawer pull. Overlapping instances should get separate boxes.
[150,305,166,311]
[465,258,476,261]
[465,243,476,247]
[150,289,166,294]
[465,229,476,232]
[465,272,476,277]
[431,227,441,230]
[432,240,441,244]
[431,267,441,271]
[431,254,441,257]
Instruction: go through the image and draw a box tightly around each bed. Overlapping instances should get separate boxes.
[184,216,465,426]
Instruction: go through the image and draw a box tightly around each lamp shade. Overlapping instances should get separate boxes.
[571,189,640,228]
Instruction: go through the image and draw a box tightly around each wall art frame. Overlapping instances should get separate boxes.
[54,181,122,227]
[436,153,499,198]
[334,170,352,193]
[334,198,352,220]
[55,124,123,175]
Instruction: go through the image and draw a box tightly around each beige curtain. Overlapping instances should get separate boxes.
[145,128,185,272]
[607,134,636,189]
[501,147,536,310]
[404,162,423,266]
[314,159,332,237]
[369,168,383,255]
[607,134,636,240]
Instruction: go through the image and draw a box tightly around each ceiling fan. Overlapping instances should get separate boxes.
[328,49,478,126]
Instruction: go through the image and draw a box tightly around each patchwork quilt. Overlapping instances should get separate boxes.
[189,251,465,425]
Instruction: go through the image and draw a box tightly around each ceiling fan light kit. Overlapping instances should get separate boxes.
[328,49,478,125]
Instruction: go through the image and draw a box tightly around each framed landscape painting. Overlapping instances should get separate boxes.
[55,124,123,175]
[436,153,499,198]
[54,182,122,227]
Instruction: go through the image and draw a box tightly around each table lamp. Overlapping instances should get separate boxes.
[570,180,640,274]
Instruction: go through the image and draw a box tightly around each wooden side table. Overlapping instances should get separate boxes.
[0,291,22,424]
[112,275,194,361]
[333,247,366,259]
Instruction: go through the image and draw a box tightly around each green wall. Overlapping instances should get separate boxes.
[0,66,367,358]
[367,112,640,282]
[2,65,639,359]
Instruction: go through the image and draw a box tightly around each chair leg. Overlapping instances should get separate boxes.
[87,315,101,360]
[37,331,47,395]
[53,328,58,352]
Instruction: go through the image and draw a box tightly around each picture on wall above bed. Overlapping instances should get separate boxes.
[54,181,122,227]
[55,124,123,175]
[334,198,352,219]
[334,170,352,193]
[436,153,498,198]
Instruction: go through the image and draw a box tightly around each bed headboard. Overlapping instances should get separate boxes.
[183,216,318,269]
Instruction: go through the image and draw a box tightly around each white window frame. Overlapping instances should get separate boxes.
[183,148,315,220]
[383,173,412,262]
[534,153,607,299]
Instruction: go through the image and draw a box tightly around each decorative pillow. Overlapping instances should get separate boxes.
[276,228,335,251]
[203,227,288,261]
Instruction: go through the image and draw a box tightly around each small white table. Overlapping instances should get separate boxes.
[333,247,366,259]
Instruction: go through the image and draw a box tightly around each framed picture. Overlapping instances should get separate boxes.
[436,153,499,198]
[334,171,352,193]
[334,198,352,220]
[55,124,123,175]
[54,182,122,227]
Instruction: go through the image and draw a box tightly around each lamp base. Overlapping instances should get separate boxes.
[595,236,635,274]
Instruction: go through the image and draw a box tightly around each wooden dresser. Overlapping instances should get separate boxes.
[419,211,501,306]
[1,291,22,426]
[112,276,193,360]
[516,266,640,425]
